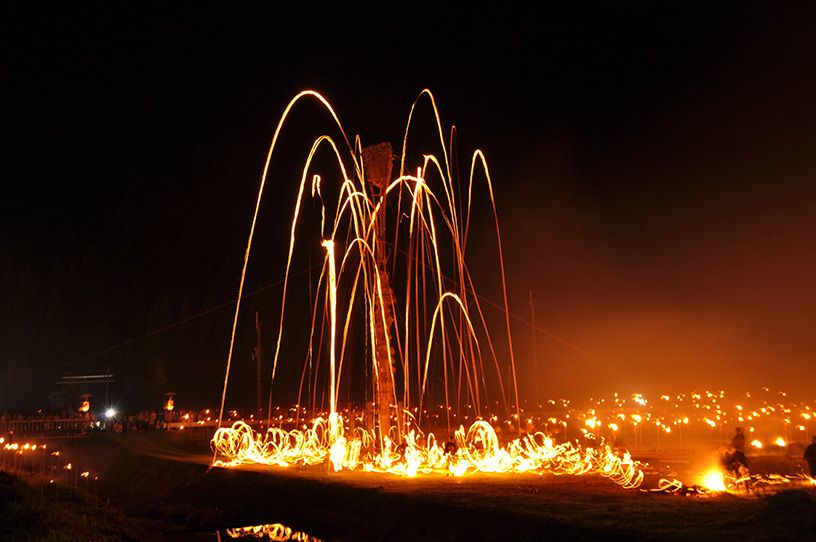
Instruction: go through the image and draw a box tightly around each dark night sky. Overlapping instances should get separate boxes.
[2,5,815,412]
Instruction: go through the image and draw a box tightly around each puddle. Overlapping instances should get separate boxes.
[216,523,324,541]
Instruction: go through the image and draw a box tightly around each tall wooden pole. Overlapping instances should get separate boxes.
[363,142,399,449]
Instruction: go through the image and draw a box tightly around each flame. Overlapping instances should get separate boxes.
[699,470,727,492]
[212,418,643,487]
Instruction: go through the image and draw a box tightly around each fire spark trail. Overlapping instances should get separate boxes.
[211,90,644,489]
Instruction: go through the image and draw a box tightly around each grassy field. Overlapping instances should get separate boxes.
[3,432,816,541]
[0,470,148,541]
[205,463,816,541]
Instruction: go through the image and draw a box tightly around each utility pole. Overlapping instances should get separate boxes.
[254,310,262,417]
[529,290,538,404]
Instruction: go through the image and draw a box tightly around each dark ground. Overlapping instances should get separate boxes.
[0,469,148,541]
[0,432,816,542]
[3,432,816,541]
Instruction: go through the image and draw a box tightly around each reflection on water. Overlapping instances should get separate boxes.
[219,523,323,541]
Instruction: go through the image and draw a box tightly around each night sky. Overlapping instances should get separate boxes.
[3,5,815,413]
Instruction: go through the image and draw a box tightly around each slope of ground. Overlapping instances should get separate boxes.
[38,432,816,541]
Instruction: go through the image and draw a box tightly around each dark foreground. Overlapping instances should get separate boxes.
[3,432,815,541]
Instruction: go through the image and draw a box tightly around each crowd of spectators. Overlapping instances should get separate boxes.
[106,409,216,433]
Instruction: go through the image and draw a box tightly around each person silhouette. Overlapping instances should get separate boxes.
[731,427,748,468]
[804,435,816,479]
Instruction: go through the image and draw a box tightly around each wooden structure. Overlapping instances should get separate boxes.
[362,142,401,447]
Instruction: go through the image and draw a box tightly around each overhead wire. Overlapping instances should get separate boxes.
[64,262,324,369]
[64,242,602,371]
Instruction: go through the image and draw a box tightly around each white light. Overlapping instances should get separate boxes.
[105,408,117,419]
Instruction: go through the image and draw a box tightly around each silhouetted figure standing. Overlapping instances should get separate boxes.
[804,436,816,479]
[731,427,748,469]
[723,427,751,491]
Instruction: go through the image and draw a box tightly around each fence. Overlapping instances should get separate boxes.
[0,418,92,437]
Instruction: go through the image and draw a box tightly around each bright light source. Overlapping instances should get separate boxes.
[700,470,727,492]
[105,408,117,419]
